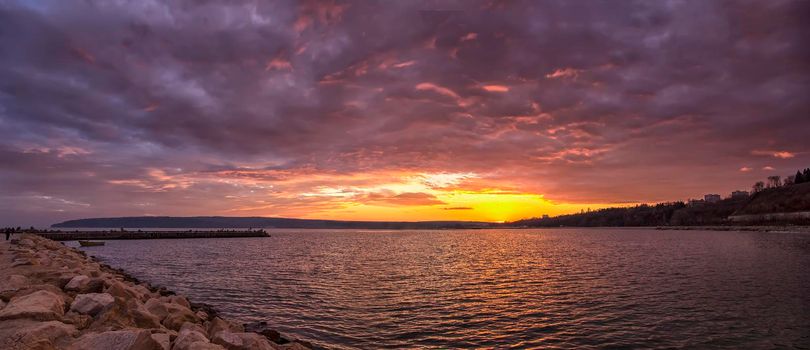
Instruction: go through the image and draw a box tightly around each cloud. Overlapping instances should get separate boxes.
[443,206,473,210]
[740,167,752,172]
[482,85,509,92]
[752,150,796,159]
[0,0,808,225]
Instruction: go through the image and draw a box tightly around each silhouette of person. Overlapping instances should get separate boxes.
[5,229,10,241]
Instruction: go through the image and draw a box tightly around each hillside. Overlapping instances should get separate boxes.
[512,182,810,227]
[735,182,810,215]
[51,216,495,230]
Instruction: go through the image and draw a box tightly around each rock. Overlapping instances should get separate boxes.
[145,298,169,319]
[11,258,33,267]
[70,293,115,316]
[64,275,90,291]
[151,333,171,350]
[128,300,162,328]
[196,310,209,320]
[62,311,93,329]
[167,295,191,309]
[18,238,35,247]
[3,275,29,291]
[207,317,244,337]
[180,321,208,337]
[212,331,244,349]
[66,329,164,350]
[171,327,216,350]
[162,303,200,331]
[0,299,5,310]
[245,321,288,344]
[57,273,78,288]
[213,331,277,350]
[106,280,148,301]
[0,290,66,321]
[279,343,312,350]
[0,319,78,349]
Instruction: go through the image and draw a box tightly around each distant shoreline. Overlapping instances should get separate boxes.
[654,225,810,234]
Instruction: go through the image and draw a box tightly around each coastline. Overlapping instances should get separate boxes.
[655,225,810,233]
[0,234,312,350]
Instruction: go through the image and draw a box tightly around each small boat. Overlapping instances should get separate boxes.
[78,240,105,247]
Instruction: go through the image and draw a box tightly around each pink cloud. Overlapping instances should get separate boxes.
[482,85,509,92]
[752,150,795,159]
[545,68,581,79]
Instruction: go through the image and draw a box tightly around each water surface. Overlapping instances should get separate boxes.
[74,228,810,349]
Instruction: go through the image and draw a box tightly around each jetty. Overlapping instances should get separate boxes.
[33,230,269,241]
[0,234,311,349]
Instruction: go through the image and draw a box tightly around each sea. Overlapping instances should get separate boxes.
[68,228,810,349]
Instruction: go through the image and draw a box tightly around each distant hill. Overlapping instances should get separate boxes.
[51,216,496,230]
[735,182,810,215]
[511,182,810,227]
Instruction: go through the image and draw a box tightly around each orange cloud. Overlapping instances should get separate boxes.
[482,85,509,92]
[546,68,581,79]
[416,82,461,99]
[265,58,292,71]
[752,150,795,158]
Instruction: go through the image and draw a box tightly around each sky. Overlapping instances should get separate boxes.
[1,0,808,227]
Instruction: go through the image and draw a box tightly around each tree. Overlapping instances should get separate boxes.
[784,175,795,186]
[804,168,810,181]
[796,170,805,184]
[767,175,781,188]
[752,181,765,193]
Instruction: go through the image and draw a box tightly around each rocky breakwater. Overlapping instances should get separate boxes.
[0,234,312,350]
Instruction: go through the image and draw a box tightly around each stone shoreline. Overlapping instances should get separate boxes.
[0,234,312,350]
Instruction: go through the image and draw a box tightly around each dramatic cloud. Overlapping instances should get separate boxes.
[0,0,808,226]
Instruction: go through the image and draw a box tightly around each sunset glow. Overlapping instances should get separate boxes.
[0,1,807,227]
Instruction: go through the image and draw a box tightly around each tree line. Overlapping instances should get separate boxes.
[752,167,810,193]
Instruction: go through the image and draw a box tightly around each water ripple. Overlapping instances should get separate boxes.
[76,228,810,349]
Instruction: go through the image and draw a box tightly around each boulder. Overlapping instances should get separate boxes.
[207,317,244,337]
[70,293,115,316]
[62,311,93,329]
[180,321,208,337]
[162,303,200,331]
[0,275,29,301]
[128,300,162,328]
[106,280,148,301]
[66,329,164,350]
[171,327,215,350]
[244,322,288,344]
[213,331,277,350]
[151,333,171,350]
[64,275,90,291]
[18,238,35,247]
[145,298,169,319]
[0,290,66,321]
[11,258,33,267]
[279,343,312,350]
[0,319,78,350]
[166,295,191,309]
[3,275,29,290]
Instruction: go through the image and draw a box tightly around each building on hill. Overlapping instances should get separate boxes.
[731,190,749,199]
[688,198,705,206]
[704,194,721,203]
